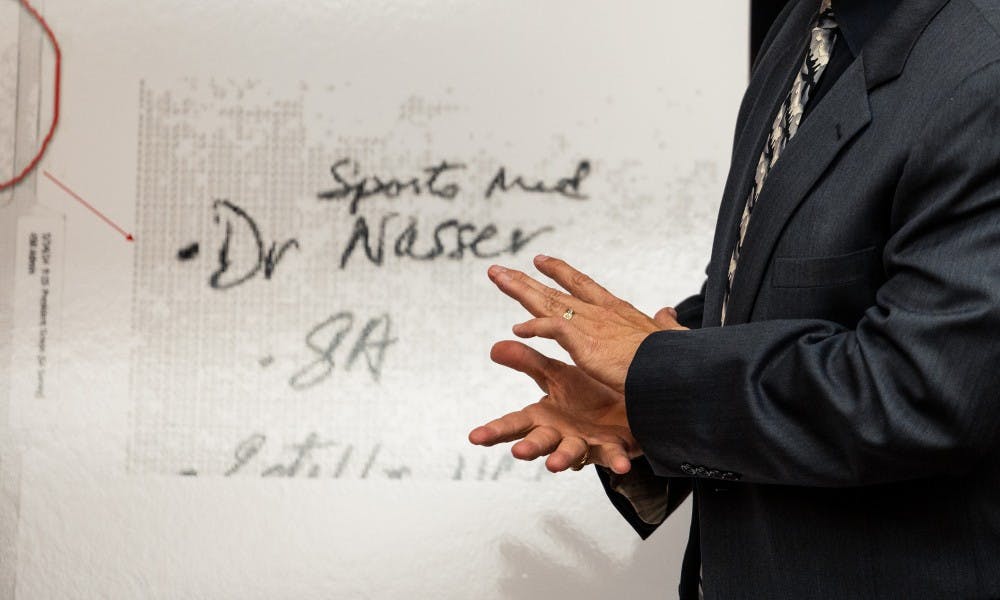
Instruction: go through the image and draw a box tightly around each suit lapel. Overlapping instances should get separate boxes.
[701,0,952,327]
[723,58,871,325]
[701,1,815,327]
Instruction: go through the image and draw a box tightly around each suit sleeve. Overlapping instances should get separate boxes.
[595,460,691,539]
[625,62,1000,487]
[673,277,708,330]
[593,276,707,539]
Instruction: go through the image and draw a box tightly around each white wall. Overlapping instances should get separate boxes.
[1,1,747,597]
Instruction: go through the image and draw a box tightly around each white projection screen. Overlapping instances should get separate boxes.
[0,1,748,598]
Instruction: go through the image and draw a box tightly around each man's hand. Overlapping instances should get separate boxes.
[468,339,642,474]
[469,255,686,474]
[487,255,687,394]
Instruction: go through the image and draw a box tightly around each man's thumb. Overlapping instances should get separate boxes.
[653,306,679,328]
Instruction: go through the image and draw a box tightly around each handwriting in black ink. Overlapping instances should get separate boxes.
[225,432,335,478]
[220,434,546,480]
[262,433,334,478]
[457,451,554,481]
[209,199,300,290]
[317,158,466,214]
[333,444,354,478]
[360,443,380,479]
[340,213,553,268]
[224,432,267,476]
[177,242,199,261]
[484,160,591,200]
[288,312,398,390]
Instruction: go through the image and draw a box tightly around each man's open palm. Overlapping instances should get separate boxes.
[468,339,643,474]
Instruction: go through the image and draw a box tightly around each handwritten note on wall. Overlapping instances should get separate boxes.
[130,79,652,481]
[13,0,743,483]
[4,3,748,597]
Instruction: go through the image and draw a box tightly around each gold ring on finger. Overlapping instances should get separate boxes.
[562,307,575,320]
[571,445,591,471]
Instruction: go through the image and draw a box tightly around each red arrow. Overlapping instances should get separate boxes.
[43,171,135,242]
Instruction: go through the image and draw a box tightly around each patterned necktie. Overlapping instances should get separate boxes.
[720,0,838,325]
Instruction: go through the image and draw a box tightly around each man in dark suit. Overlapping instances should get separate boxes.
[469,0,1000,597]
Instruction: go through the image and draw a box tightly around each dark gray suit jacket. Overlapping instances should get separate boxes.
[598,0,1000,597]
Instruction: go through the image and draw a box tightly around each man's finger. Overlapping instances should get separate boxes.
[533,255,620,307]
[491,262,559,297]
[545,436,589,472]
[490,340,561,393]
[488,265,580,318]
[468,409,535,446]
[594,442,633,475]
[654,306,679,328]
[511,426,562,461]
[511,317,588,358]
